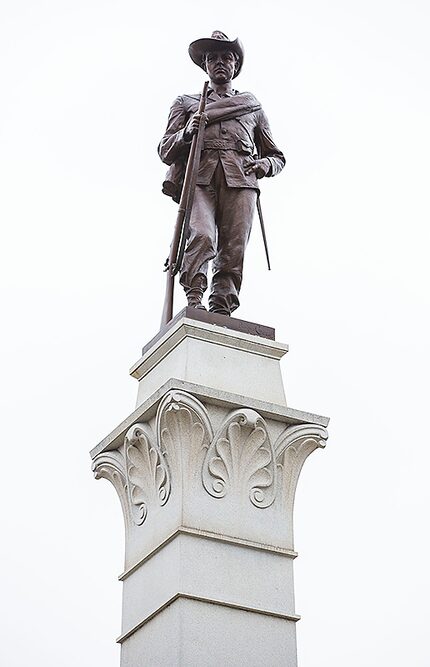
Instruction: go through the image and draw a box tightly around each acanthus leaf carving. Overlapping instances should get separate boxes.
[275,424,328,512]
[202,408,276,509]
[157,391,213,485]
[92,450,131,532]
[124,422,171,526]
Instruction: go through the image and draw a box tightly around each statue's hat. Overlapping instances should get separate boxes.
[188,31,244,79]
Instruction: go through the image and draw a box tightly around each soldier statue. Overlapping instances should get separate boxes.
[159,31,285,317]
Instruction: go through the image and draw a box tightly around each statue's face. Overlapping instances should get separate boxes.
[204,50,236,84]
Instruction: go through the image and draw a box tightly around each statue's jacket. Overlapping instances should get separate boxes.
[158,89,285,202]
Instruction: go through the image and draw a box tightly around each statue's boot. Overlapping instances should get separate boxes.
[187,290,206,310]
[185,275,207,310]
[208,272,240,317]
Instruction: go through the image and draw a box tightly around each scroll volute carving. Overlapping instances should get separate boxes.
[92,450,132,535]
[275,424,328,514]
[202,409,277,509]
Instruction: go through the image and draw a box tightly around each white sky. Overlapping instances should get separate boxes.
[1,1,429,665]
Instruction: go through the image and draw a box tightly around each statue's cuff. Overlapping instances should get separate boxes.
[265,157,274,176]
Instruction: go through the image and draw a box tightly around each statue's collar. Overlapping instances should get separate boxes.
[207,88,239,99]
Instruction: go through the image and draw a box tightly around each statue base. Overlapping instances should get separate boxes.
[130,307,288,407]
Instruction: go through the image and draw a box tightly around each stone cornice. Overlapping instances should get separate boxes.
[90,378,329,460]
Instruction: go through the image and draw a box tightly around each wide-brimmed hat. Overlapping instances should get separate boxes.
[188,31,244,79]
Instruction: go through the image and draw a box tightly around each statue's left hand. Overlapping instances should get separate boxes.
[244,158,270,179]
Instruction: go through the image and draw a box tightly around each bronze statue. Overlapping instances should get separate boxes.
[159,31,285,321]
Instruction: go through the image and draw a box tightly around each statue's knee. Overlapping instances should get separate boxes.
[193,231,214,252]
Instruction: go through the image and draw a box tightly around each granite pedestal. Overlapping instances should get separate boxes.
[91,309,329,666]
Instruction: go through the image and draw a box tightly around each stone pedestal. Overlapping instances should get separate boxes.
[91,309,329,666]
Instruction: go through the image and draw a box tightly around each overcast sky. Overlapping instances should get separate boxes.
[1,1,429,665]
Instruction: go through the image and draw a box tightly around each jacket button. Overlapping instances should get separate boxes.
[221,128,227,134]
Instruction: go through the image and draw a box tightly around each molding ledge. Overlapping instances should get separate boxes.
[118,526,298,581]
[117,593,301,644]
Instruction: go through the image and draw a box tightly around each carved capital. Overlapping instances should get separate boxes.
[93,391,328,530]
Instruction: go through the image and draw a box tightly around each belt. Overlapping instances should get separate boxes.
[203,139,253,153]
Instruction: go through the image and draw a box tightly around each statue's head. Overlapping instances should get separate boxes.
[189,31,244,81]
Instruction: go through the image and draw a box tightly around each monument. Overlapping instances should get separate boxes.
[91,31,329,666]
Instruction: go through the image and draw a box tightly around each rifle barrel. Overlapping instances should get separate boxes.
[160,81,209,327]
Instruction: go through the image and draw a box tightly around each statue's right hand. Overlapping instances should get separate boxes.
[184,112,208,142]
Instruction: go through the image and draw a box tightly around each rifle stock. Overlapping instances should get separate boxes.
[160,80,209,328]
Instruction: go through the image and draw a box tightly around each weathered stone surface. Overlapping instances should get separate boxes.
[120,597,298,667]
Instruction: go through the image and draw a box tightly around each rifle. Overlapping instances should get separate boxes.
[160,80,209,328]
